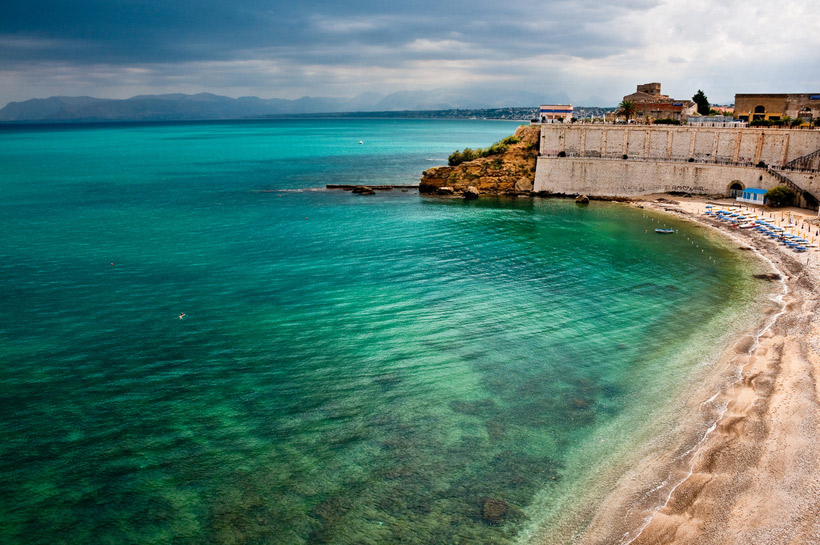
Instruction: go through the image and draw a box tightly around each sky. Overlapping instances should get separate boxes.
[2,0,818,108]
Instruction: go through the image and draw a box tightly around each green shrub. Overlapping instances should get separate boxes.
[653,118,681,125]
[447,135,521,166]
[448,150,463,166]
[498,135,521,146]
[765,185,795,207]
[462,148,480,162]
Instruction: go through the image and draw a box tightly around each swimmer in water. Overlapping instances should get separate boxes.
[179,313,186,320]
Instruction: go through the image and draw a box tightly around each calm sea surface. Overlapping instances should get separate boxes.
[0,119,768,544]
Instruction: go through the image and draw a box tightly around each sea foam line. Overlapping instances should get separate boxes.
[620,221,789,545]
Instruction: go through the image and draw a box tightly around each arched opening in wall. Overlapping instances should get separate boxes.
[753,105,766,121]
[728,181,744,198]
[798,107,813,121]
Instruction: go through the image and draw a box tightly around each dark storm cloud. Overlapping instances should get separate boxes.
[0,0,657,67]
[2,0,817,107]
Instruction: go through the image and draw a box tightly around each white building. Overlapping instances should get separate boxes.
[539,105,573,123]
[737,188,768,205]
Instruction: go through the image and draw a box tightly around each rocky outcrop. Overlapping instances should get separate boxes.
[420,125,540,197]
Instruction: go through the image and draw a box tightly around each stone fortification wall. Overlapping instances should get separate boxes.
[534,158,781,197]
[535,125,820,200]
[540,125,820,166]
[782,171,820,199]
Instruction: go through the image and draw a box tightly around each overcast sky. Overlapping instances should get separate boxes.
[2,0,818,108]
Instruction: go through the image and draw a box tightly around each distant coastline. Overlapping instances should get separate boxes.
[0,92,614,124]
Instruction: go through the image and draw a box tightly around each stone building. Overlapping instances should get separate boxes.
[622,83,697,121]
[733,94,820,122]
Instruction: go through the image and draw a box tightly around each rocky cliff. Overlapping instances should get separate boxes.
[419,124,540,196]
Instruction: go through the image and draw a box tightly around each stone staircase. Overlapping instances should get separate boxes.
[783,147,820,171]
[767,166,818,209]
[768,146,820,209]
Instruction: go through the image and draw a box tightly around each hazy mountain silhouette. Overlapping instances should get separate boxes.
[0,88,580,122]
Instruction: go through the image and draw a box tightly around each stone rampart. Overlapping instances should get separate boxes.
[535,125,820,201]
[535,158,781,197]
[540,125,820,165]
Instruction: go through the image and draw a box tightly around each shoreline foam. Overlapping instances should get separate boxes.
[543,196,820,545]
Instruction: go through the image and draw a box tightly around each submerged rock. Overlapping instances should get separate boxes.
[486,419,505,441]
[351,185,376,195]
[480,497,509,524]
[450,398,498,416]
[753,272,782,281]
[576,194,590,204]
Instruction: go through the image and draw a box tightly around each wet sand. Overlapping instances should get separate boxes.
[572,197,820,545]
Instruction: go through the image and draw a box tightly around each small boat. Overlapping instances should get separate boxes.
[655,228,675,234]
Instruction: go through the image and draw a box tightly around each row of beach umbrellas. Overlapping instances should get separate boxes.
[705,204,816,251]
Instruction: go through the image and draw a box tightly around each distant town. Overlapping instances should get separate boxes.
[535,84,819,128]
[275,107,616,121]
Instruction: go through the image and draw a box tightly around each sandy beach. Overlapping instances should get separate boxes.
[572,197,820,545]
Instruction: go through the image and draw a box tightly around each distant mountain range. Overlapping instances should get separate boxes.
[0,88,609,123]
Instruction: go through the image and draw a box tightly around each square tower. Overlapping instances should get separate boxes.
[636,83,662,96]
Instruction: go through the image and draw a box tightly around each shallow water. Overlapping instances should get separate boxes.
[0,120,769,544]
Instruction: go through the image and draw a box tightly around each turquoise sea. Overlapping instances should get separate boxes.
[0,119,769,544]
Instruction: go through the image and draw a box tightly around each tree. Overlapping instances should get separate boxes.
[616,100,637,122]
[692,90,710,115]
[765,185,795,207]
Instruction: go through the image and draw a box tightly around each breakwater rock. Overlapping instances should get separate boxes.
[420,125,539,197]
